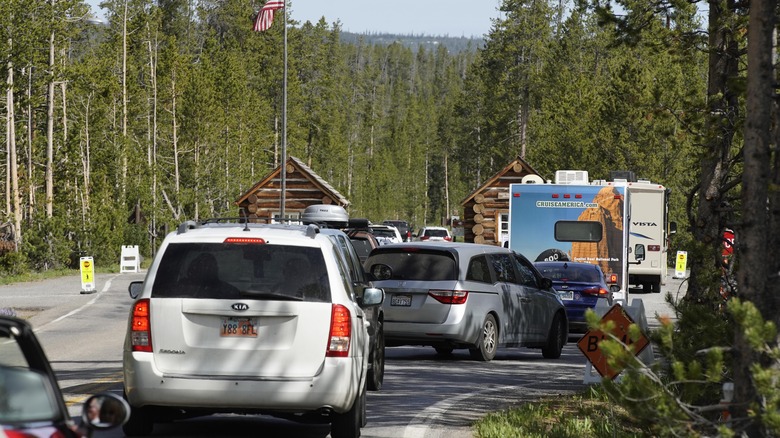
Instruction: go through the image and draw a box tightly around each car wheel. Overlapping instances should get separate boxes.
[331,383,366,438]
[469,314,497,361]
[652,280,662,293]
[367,321,385,391]
[122,404,154,436]
[542,313,566,359]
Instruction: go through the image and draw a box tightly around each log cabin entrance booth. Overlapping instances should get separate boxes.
[460,157,544,246]
[235,156,350,223]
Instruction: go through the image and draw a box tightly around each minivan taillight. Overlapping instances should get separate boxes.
[428,290,468,304]
[131,299,152,352]
[326,304,351,357]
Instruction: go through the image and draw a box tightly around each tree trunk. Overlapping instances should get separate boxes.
[735,0,778,434]
[121,0,129,202]
[46,30,55,218]
[7,38,21,250]
[685,1,741,304]
[26,65,33,221]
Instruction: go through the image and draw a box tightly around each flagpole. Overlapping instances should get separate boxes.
[280,1,287,220]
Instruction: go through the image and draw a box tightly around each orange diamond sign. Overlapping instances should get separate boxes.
[577,304,650,380]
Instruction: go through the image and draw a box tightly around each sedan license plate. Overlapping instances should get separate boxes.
[221,317,258,337]
[391,294,412,307]
[558,291,574,301]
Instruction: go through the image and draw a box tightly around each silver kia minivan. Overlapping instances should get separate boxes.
[365,242,567,361]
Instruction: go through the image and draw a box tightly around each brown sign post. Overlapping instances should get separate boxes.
[577,303,650,380]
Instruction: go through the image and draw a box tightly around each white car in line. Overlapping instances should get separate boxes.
[416,226,452,242]
[369,224,403,245]
[122,218,383,438]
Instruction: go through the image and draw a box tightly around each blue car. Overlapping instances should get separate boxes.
[533,261,615,333]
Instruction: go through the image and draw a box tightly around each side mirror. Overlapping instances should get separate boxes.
[128,281,144,299]
[81,392,130,431]
[634,244,646,262]
[669,222,677,235]
[540,277,553,290]
[361,287,384,307]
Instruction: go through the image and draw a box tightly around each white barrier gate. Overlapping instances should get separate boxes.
[120,245,140,273]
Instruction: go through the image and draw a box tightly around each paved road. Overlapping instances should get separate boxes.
[0,270,685,437]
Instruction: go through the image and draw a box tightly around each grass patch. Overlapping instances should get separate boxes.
[0,262,149,286]
[0,268,85,286]
[474,386,649,438]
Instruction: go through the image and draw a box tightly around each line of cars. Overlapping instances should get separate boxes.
[0,206,615,438]
[117,206,596,437]
[118,206,616,436]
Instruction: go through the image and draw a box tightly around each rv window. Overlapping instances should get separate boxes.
[554,221,602,242]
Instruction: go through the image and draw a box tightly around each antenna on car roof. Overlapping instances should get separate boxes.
[241,207,250,232]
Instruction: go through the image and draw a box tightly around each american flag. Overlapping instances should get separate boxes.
[253,0,285,32]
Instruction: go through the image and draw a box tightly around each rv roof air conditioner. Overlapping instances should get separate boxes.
[555,170,589,185]
[521,174,544,184]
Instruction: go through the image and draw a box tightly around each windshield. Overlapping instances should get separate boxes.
[151,243,331,302]
[0,366,59,423]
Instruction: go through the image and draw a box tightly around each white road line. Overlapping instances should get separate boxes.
[35,274,120,333]
[402,379,574,438]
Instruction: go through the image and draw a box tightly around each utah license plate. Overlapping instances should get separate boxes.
[391,294,412,306]
[221,317,258,337]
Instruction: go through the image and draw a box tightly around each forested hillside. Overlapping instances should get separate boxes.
[1,0,704,271]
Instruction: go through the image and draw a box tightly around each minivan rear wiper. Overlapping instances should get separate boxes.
[239,290,304,301]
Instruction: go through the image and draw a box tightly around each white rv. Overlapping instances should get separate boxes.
[625,180,674,293]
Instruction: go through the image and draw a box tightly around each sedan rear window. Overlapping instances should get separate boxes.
[152,243,330,302]
[536,263,600,282]
[424,229,449,238]
[366,249,457,281]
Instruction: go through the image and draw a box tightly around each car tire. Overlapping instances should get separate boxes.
[652,280,662,293]
[122,404,154,436]
[367,321,385,391]
[542,313,566,359]
[469,314,498,361]
[331,383,366,438]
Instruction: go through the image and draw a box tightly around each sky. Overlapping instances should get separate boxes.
[84,0,505,38]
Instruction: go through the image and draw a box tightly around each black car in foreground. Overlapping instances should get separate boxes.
[0,315,129,438]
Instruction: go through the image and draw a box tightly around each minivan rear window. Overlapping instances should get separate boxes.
[151,243,330,302]
[366,249,457,281]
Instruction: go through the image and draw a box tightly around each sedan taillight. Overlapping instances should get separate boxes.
[581,286,610,297]
[428,290,468,304]
[131,299,152,352]
[444,236,452,241]
[326,304,351,357]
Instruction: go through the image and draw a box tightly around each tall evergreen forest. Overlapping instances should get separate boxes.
[0,0,705,271]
